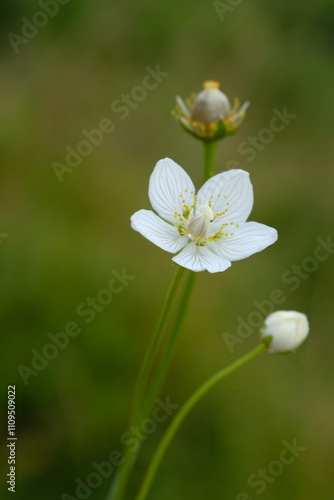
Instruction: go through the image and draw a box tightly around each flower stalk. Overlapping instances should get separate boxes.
[135,343,267,500]
[108,267,186,500]
[203,140,218,182]
[142,270,196,419]
[131,265,186,422]
[107,271,196,500]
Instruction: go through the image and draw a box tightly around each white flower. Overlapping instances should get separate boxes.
[130,158,277,273]
[174,80,250,141]
[261,311,309,353]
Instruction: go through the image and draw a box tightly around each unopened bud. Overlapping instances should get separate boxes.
[261,311,309,353]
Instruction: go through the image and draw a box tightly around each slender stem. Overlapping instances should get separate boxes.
[203,140,218,182]
[107,269,195,500]
[107,266,186,500]
[135,343,266,500]
[142,271,196,419]
[131,265,185,423]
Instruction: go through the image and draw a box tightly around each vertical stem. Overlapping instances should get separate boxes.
[107,270,195,500]
[203,140,218,182]
[130,266,185,423]
[135,343,266,500]
[142,271,196,419]
[108,266,185,500]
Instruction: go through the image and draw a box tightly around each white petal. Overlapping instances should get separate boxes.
[238,100,251,114]
[197,169,253,224]
[216,222,278,261]
[227,101,250,130]
[176,96,190,117]
[149,158,196,223]
[131,210,188,254]
[172,241,231,273]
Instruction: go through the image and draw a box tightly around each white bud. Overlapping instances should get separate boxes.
[261,311,309,353]
[191,81,232,126]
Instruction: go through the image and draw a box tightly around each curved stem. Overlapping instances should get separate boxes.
[203,141,218,182]
[135,343,266,500]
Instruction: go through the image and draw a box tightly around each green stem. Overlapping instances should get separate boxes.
[203,140,218,182]
[107,269,195,500]
[107,266,185,500]
[130,265,185,423]
[135,343,266,500]
[142,271,196,419]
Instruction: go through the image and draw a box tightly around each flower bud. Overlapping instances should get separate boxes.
[261,311,309,353]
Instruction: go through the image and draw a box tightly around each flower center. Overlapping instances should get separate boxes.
[187,205,214,239]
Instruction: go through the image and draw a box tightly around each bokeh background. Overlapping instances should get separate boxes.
[1,0,334,499]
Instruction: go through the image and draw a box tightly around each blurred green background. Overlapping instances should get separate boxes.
[1,0,334,499]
